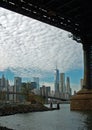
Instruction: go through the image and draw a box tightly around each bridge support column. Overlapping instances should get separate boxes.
[70,41,92,110]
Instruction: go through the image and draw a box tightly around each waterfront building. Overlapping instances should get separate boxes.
[45,86,51,96]
[45,86,51,103]
[40,85,51,103]
[40,85,46,96]
[40,85,51,96]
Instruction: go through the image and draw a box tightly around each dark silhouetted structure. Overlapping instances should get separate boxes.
[0,0,92,110]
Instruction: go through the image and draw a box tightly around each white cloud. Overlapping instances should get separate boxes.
[0,8,83,78]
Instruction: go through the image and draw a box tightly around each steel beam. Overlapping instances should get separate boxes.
[0,0,80,37]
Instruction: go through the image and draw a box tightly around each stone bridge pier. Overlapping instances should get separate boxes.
[71,36,92,110]
[70,10,92,110]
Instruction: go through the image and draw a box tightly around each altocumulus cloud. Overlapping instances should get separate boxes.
[0,8,83,78]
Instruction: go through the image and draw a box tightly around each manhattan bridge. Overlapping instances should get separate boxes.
[0,0,92,110]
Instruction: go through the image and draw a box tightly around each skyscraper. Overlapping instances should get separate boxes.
[0,79,1,91]
[33,77,39,89]
[65,77,72,99]
[14,77,22,92]
[80,78,84,89]
[66,77,70,93]
[14,77,22,101]
[59,73,65,93]
[54,68,59,92]
[0,74,9,91]
[1,74,6,89]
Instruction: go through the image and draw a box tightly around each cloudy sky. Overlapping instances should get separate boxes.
[0,7,83,92]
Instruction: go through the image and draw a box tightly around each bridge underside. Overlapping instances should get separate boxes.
[0,0,81,39]
[0,0,92,110]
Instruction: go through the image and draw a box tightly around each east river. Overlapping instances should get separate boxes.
[0,104,92,130]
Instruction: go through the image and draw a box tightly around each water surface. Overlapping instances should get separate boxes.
[0,104,92,130]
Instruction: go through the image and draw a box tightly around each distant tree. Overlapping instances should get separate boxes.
[21,82,45,104]
[27,94,45,104]
[0,91,6,101]
[21,82,33,101]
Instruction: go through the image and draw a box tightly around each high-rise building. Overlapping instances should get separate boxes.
[33,77,39,89]
[66,77,70,93]
[1,74,6,89]
[54,68,59,92]
[5,79,9,89]
[66,77,72,99]
[0,78,1,90]
[40,85,51,103]
[45,86,51,96]
[80,78,84,89]
[0,74,9,91]
[30,82,37,89]
[14,77,22,92]
[40,85,46,96]
[14,77,22,101]
[59,73,65,93]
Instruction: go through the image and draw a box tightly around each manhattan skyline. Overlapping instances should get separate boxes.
[0,7,83,92]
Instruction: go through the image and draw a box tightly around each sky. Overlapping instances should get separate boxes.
[0,7,84,92]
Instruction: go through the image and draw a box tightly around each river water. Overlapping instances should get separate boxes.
[0,104,92,130]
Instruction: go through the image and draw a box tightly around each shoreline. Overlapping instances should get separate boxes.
[0,103,58,130]
[0,103,58,116]
[0,126,13,130]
